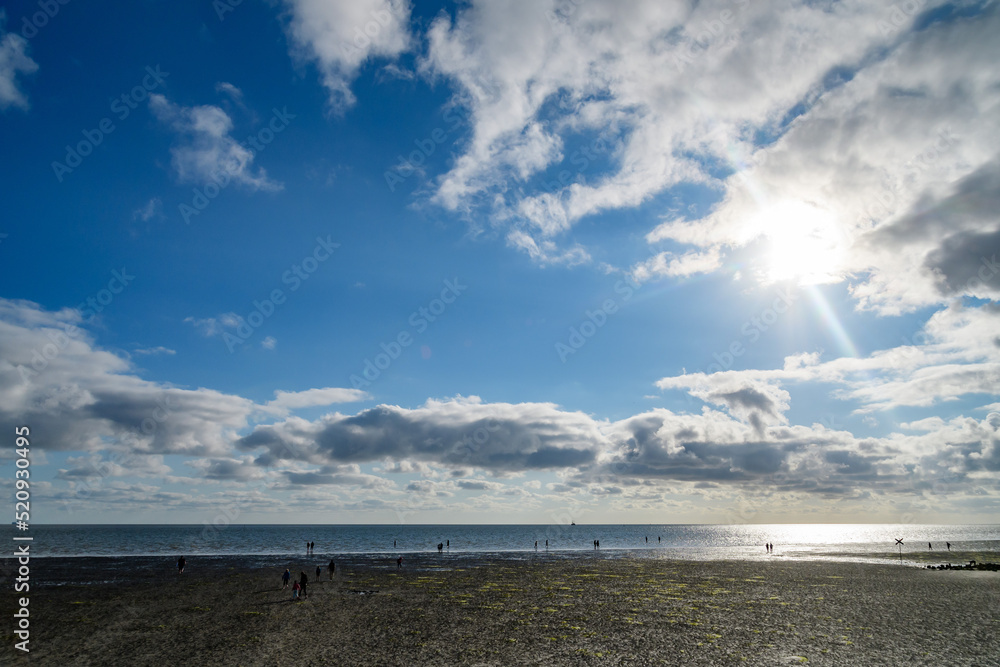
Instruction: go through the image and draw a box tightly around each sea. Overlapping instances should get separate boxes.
[5,523,999,565]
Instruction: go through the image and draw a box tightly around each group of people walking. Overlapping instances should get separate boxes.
[282,558,336,600]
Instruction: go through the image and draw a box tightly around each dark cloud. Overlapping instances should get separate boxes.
[236,399,605,474]
[924,227,1000,296]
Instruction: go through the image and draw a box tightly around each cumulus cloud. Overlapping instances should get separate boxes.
[237,395,604,474]
[412,0,999,319]
[4,298,999,516]
[149,94,282,191]
[647,4,1000,312]
[420,0,920,265]
[657,302,1000,414]
[263,387,371,415]
[282,0,412,110]
[0,16,38,111]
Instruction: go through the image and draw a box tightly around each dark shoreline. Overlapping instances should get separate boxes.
[3,555,999,666]
[4,547,999,589]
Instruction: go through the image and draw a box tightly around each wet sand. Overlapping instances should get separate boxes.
[2,554,998,666]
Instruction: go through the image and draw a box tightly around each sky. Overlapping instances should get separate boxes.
[1,0,998,525]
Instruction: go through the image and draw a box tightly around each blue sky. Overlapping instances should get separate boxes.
[1,0,998,525]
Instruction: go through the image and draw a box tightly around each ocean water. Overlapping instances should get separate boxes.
[5,523,999,564]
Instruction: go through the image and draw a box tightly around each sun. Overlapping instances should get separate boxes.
[749,200,846,284]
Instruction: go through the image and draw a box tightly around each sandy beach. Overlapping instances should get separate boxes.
[3,554,998,666]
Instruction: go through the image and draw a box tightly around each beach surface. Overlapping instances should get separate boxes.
[3,554,998,666]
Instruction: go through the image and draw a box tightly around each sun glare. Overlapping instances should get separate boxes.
[751,200,845,284]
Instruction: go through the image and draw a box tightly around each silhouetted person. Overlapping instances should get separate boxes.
[328,559,335,580]
[438,542,443,552]
[394,539,396,547]
[397,556,403,569]
[177,556,186,574]
[446,540,449,548]
[535,541,538,549]
[658,536,660,543]
[299,571,308,599]
[316,565,322,581]
[282,568,290,589]
[929,542,933,550]
[947,542,951,551]
[645,536,648,543]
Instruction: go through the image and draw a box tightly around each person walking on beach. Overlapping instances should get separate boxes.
[292,581,301,600]
[947,542,951,551]
[328,559,335,580]
[397,556,403,569]
[929,542,933,550]
[282,568,291,589]
[177,556,186,574]
[299,571,308,599]
[316,565,322,582]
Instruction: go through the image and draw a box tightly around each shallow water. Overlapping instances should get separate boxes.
[5,523,998,565]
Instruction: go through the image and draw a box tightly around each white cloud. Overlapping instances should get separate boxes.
[656,302,1000,413]
[215,81,244,103]
[647,5,1000,312]
[282,0,412,110]
[0,17,38,111]
[260,335,277,350]
[149,94,282,191]
[421,0,914,266]
[4,298,999,515]
[631,247,722,283]
[131,198,162,222]
[262,387,370,415]
[133,346,175,356]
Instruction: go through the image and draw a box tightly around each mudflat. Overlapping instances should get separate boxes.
[3,554,998,666]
